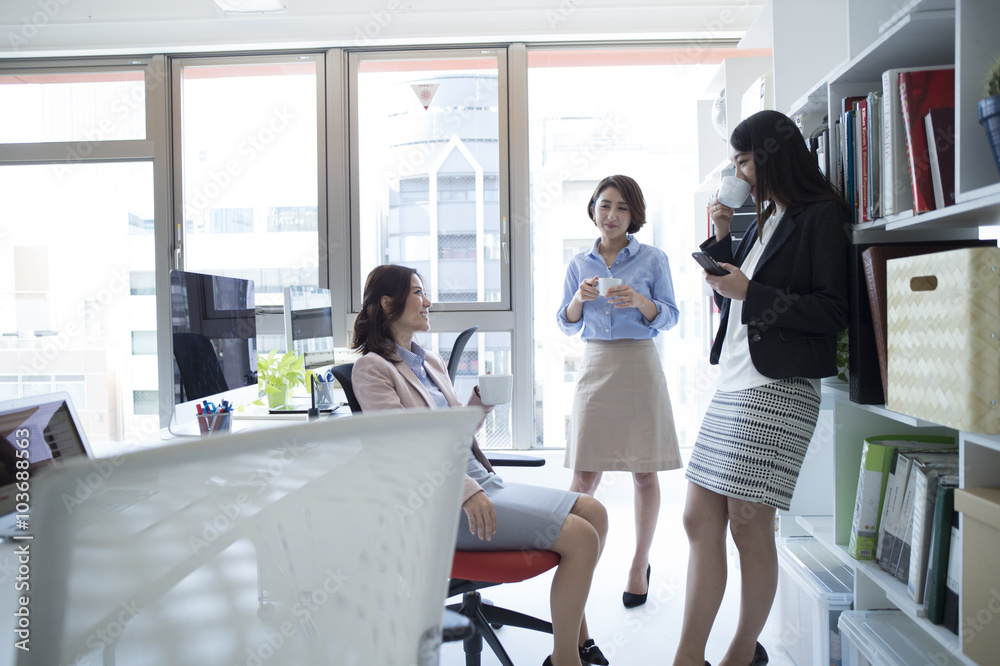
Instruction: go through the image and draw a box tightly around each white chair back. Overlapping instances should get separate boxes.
[22,408,479,666]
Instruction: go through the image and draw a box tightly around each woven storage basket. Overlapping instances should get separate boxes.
[887,247,1000,432]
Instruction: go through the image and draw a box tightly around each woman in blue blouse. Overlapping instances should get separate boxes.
[557,174,682,609]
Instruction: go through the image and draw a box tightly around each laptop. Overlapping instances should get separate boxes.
[0,392,94,537]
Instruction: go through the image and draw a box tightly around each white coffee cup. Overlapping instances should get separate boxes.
[716,176,751,208]
[478,373,513,406]
[597,277,622,297]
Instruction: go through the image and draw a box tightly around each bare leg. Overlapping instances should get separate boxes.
[673,482,730,666]
[626,471,659,594]
[718,499,776,666]
[570,470,602,496]
[548,510,602,666]
[566,494,609,646]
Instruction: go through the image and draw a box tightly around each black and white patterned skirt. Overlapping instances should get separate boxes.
[686,377,821,511]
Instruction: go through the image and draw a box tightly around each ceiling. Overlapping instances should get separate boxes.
[0,0,769,59]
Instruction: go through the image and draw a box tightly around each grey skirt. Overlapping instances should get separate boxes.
[686,377,821,511]
[565,338,682,473]
[454,476,579,551]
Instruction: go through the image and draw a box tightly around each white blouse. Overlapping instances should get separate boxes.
[716,211,782,393]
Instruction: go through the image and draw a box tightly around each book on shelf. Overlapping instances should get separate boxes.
[864,438,957,564]
[898,67,955,213]
[876,443,957,570]
[847,244,885,404]
[881,64,952,216]
[858,100,871,224]
[842,107,857,216]
[922,475,958,624]
[942,502,961,634]
[923,107,956,209]
[867,91,882,221]
[885,451,959,582]
[831,118,844,196]
[907,464,958,601]
[849,436,900,559]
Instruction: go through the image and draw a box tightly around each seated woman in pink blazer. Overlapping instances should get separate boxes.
[351,264,609,666]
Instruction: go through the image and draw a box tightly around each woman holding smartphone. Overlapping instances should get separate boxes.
[557,174,682,610]
[673,110,850,666]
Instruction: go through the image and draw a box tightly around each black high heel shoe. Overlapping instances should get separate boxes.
[622,564,651,608]
[542,657,552,666]
[579,639,609,665]
[750,641,768,666]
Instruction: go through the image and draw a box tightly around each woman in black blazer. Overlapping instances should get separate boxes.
[673,110,850,666]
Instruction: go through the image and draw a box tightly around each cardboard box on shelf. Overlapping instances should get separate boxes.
[954,487,1000,665]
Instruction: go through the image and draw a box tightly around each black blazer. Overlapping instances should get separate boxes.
[701,199,851,379]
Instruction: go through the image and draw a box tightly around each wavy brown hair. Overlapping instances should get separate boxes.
[352,264,420,360]
[587,174,646,234]
[729,110,849,239]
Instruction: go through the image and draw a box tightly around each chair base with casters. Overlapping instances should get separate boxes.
[447,550,560,666]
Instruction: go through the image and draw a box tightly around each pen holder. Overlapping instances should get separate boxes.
[315,381,337,407]
[197,412,232,436]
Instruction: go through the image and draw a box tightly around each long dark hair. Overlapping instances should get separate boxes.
[730,110,849,238]
[352,264,419,360]
[587,174,647,234]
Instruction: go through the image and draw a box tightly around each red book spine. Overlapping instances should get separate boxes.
[898,68,955,213]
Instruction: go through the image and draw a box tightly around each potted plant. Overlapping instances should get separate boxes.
[256,349,310,409]
[979,55,1000,178]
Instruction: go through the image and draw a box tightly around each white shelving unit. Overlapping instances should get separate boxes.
[698,0,1000,663]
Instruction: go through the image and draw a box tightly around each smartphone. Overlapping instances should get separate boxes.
[692,251,730,276]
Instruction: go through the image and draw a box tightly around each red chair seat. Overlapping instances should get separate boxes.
[451,550,560,583]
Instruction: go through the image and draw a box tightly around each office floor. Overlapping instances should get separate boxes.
[440,450,797,666]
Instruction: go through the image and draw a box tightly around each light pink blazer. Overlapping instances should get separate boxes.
[352,350,495,504]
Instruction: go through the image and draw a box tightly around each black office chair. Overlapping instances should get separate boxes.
[330,363,362,414]
[448,325,479,384]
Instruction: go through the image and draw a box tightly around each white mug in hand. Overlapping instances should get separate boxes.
[597,277,622,297]
[717,176,751,208]
[478,373,513,405]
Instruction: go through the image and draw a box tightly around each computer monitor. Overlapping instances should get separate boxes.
[170,270,258,408]
[283,285,335,369]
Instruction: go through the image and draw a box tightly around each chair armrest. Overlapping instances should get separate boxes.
[485,451,545,467]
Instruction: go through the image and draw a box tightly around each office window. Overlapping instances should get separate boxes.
[130,271,155,296]
[0,69,146,143]
[528,47,722,449]
[427,329,512,450]
[266,206,317,233]
[132,390,159,415]
[0,162,156,444]
[176,56,323,306]
[350,49,509,310]
[132,331,157,355]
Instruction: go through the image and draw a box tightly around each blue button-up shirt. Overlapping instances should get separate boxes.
[556,236,678,341]
[396,343,451,409]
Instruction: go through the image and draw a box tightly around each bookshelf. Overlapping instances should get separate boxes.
[699,0,1000,663]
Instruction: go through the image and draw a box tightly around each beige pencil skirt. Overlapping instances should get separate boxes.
[565,338,682,473]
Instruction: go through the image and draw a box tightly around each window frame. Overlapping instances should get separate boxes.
[346,47,513,314]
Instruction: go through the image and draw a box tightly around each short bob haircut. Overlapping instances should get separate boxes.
[352,264,421,360]
[729,110,849,238]
[587,174,647,234]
